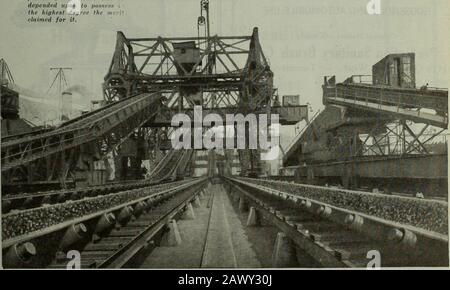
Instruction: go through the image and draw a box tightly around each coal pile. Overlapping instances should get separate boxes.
[2,180,192,240]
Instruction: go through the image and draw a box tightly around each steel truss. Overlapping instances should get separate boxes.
[319,74,449,161]
[103,28,275,176]
[326,119,447,160]
[103,29,273,109]
[358,121,446,156]
[1,93,162,187]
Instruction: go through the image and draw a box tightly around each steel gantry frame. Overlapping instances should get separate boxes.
[1,25,305,188]
[103,28,274,111]
[0,27,280,188]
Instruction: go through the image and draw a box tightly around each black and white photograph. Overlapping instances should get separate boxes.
[0,0,449,274]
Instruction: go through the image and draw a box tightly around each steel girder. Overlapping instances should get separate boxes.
[149,105,308,127]
[103,28,273,110]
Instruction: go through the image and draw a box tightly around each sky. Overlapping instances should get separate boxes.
[1,0,449,145]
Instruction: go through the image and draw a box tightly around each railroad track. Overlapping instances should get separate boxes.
[1,179,184,214]
[199,189,216,267]
[2,178,208,268]
[224,177,449,268]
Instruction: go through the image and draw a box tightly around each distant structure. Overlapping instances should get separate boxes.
[48,67,72,121]
[1,59,34,136]
[282,53,448,197]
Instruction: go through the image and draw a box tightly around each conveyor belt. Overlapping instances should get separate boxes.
[148,149,188,182]
[1,92,162,172]
[226,177,448,267]
[324,83,448,128]
[1,178,208,269]
[176,149,194,178]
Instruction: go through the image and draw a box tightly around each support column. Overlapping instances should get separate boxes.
[246,207,261,226]
[161,220,182,247]
[272,232,299,267]
[193,196,202,208]
[181,203,196,220]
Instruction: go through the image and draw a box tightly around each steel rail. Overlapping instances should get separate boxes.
[232,177,448,241]
[225,180,348,268]
[1,179,190,213]
[98,181,207,268]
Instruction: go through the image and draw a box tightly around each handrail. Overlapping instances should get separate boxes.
[333,84,448,113]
